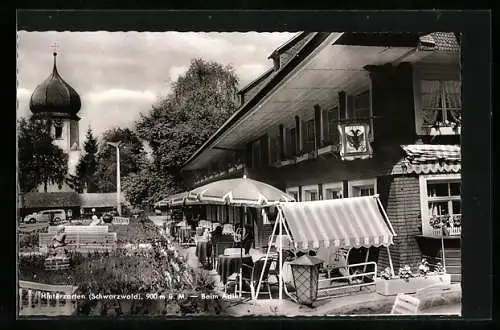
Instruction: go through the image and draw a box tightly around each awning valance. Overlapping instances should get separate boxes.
[280,195,396,250]
[169,192,189,207]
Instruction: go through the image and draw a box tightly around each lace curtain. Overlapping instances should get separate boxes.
[421,80,461,126]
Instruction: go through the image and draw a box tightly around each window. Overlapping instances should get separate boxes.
[421,80,461,127]
[303,119,315,153]
[419,174,461,236]
[269,136,280,165]
[353,91,371,119]
[287,127,297,158]
[54,120,63,139]
[322,106,340,145]
[252,139,262,168]
[347,90,373,141]
[302,185,319,201]
[286,187,299,202]
[322,182,344,200]
[348,179,377,197]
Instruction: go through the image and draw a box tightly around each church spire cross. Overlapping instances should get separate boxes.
[51,43,59,72]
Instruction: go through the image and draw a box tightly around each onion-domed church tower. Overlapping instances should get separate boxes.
[29,52,81,192]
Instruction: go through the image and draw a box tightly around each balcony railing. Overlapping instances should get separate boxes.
[428,214,462,237]
[194,163,244,185]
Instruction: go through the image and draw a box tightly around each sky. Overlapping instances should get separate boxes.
[17,31,296,142]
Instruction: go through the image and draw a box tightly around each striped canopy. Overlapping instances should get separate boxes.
[401,144,461,174]
[186,177,295,207]
[280,195,396,250]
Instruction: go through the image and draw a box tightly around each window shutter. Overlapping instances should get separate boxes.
[261,135,269,166]
[279,124,285,160]
[314,105,321,149]
[346,95,355,119]
[339,91,347,120]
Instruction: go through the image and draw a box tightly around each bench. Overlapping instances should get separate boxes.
[47,225,109,234]
[39,232,117,253]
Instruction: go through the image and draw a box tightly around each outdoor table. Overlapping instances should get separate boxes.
[216,254,253,284]
[195,240,212,265]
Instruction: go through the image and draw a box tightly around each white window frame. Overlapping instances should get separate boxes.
[419,173,461,236]
[286,187,299,202]
[322,182,344,200]
[348,178,377,197]
[301,184,319,201]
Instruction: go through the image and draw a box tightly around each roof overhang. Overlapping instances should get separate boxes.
[183,33,455,172]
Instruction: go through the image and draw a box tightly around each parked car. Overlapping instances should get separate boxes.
[23,209,67,224]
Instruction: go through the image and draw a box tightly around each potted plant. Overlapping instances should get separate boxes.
[429,215,451,236]
[375,259,451,296]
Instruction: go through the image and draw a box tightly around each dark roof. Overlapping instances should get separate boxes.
[182,32,330,170]
[237,68,274,95]
[267,32,308,59]
[21,192,80,209]
[20,192,127,209]
[30,52,81,117]
[79,193,127,208]
[418,32,460,53]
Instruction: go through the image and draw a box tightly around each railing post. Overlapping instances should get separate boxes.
[19,288,23,310]
[27,289,32,307]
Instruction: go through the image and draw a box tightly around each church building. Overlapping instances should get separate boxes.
[29,51,82,192]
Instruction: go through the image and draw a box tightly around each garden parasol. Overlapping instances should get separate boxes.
[186,176,295,297]
[186,176,294,207]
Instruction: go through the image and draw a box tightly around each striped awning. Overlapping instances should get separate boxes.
[280,195,396,250]
[402,144,461,163]
[401,144,461,174]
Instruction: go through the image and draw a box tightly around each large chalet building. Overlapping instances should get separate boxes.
[179,32,462,282]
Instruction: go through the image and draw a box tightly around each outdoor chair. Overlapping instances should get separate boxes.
[390,293,421,315]
[225,256,276,300]
[416,283,451,309]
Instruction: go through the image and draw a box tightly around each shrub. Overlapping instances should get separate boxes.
[19,231,41,250]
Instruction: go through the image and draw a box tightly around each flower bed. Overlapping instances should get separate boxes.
[376,260,451,296]
[375,274,451,296]
[18,217,228,316]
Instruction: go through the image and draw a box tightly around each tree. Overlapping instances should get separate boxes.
[136,58,239,191]
[122,161,174,207]
[17,116,68,192]
[95,128,146,193]
[75,127,99,193]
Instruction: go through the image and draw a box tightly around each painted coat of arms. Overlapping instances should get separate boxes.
[338,123,372,160]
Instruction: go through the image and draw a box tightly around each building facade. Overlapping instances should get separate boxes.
[28,52,82,192]
[180,32,461,281]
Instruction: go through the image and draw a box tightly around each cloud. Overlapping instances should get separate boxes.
[168,66,188,83]
[86,89,157,104]
[235,63,271,84]
[16,31,296,142]
[17,88,31,100]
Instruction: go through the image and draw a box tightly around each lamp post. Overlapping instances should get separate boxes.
[107,141,122,216]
